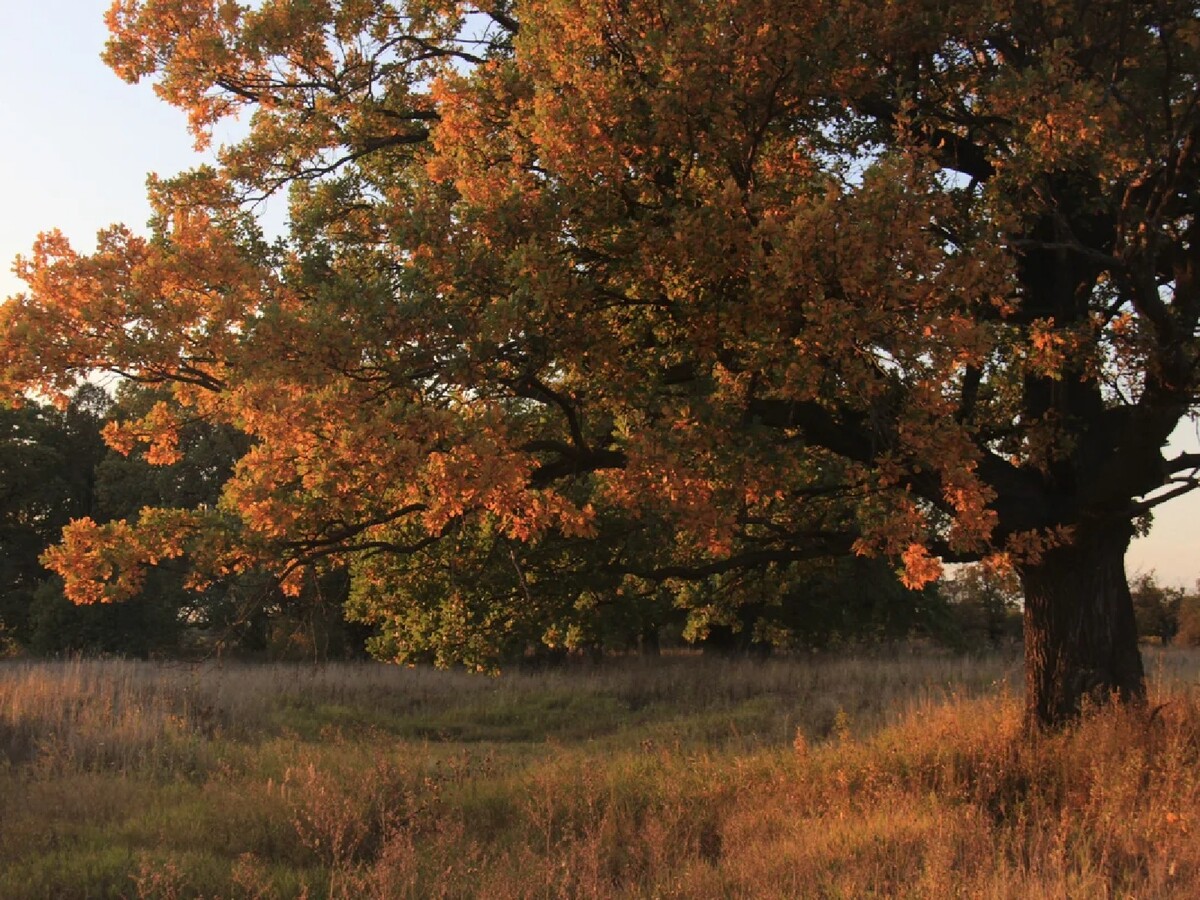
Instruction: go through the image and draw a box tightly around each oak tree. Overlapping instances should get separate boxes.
[2,0,1197,724]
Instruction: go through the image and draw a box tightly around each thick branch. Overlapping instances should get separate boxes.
[612,538,856,582]
[284,504,428,556]
[1166,450,1200,474]
[1130,475,1200,515]
[529,448,626,487]
[854,96,996,181]
[510,373,589,452]
[481,4,520,35]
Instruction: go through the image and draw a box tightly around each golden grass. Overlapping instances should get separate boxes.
[1,648,1197,898]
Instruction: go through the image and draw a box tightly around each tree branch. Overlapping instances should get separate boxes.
[854,96,996,181]
[1166,450,1200,474]
[611,539,857,582]
[1130,475,1200,515]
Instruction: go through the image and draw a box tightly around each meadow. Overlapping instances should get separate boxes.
[1,648,1198,898]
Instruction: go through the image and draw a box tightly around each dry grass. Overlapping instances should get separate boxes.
[1,648,1197,898]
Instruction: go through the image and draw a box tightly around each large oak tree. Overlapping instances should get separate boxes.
[1,0,1197,725]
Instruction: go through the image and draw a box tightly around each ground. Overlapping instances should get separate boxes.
[1,649,1198,897]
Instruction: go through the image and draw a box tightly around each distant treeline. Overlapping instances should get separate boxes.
[0,385,367,660]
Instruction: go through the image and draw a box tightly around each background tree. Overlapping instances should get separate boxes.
[0,385,215,656]
[1176,587,1200,647]
[1129,572,1184,645]
[0,387,108,646]
[81,383,368,659]
[0,0,1197,725]
[938,565,1024,651]
[0,381,366,658]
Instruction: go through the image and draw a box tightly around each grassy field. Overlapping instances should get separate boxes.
[1,648,1198,898]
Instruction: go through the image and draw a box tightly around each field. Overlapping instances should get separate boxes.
[1,649,1199,898]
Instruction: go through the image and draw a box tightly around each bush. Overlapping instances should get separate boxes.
[1131,572,1184,644]
[936,565,1023,651]
[1176,596,1200,648]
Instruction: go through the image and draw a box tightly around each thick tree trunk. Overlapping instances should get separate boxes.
[1018,523,1146,728]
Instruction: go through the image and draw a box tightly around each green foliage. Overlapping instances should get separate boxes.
[1176,596,1200,648]
[937,566,1024,651]
[0,384,373,660]
[761,556,951,650]
[1130,572,1185,644]
[0,388,109,644]
[346,508,945,669]
[27,575,185,658]
[94,382,248,520]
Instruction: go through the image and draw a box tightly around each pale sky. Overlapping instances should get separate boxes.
[2,1,1198,586]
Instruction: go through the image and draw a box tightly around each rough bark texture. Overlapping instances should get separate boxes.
[1019,523,1146,728]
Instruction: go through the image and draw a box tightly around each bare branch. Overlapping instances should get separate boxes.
[1130,475,1200,515]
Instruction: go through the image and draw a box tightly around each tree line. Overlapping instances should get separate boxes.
[0,385,362,659]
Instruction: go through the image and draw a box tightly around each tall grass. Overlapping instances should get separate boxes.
[1,648,1197,898]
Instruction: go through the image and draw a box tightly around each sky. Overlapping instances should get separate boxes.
[2,1,1198,586]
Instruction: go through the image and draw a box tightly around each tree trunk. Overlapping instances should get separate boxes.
[1018,522,1146,728]
[639,626,661,657]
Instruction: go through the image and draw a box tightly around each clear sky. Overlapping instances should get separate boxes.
[2,1,1198,586]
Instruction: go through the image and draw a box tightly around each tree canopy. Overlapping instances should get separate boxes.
[1,0,1198,724]
[0,387,108,645]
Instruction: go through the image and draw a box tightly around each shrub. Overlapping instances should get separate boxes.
[1176,596,1200,648]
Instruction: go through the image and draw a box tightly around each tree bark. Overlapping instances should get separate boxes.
[1018,522,1146,728]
